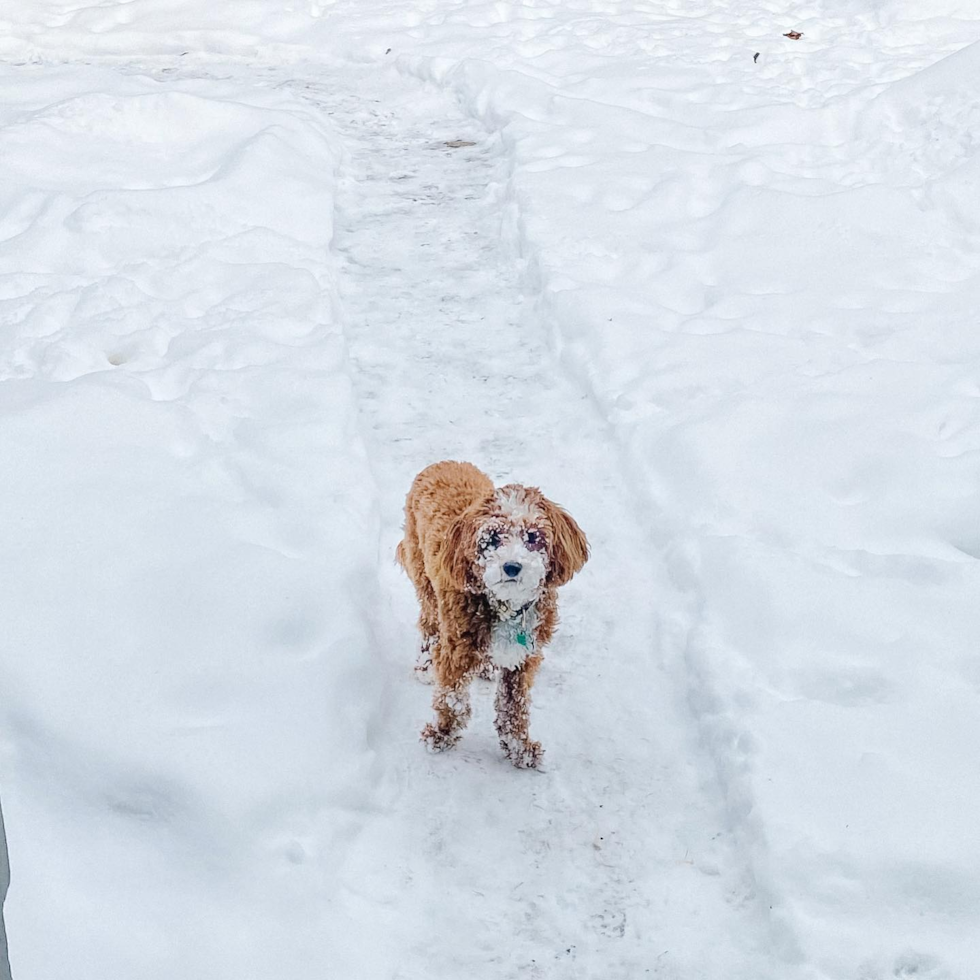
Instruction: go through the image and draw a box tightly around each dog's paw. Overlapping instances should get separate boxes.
[502,738,544,769]
[414,659,434,685]
[420,723,460,752]
[414,637,437,684]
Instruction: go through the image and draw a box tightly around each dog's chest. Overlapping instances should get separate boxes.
[487,608,535,670]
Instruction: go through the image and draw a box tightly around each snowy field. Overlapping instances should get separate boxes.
[1,2,979,979]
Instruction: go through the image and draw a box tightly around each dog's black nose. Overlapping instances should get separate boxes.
[503,561,523,578]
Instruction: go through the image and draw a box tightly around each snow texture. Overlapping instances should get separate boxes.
[0,799,9,980]
[0,2,979,979]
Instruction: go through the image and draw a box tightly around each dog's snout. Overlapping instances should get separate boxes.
[503,561,523,579]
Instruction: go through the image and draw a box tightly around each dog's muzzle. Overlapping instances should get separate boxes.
[483,544,546,604]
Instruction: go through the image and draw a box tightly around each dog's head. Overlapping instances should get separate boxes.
[444,484,589,605]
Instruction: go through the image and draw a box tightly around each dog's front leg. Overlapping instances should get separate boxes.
[421,670,475,752]
[421,609,482,751]
[494,654,544,768]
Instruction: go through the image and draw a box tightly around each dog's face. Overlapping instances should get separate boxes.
[477,488,550,605]
[445,484,588,605]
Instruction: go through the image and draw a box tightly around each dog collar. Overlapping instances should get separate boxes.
[495,601,535,649]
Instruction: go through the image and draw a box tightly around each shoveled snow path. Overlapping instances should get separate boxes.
[278,65,781,979]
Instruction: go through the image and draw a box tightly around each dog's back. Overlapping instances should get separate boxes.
[398,461,493,568]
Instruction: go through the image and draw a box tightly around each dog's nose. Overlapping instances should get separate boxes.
[503,561,523,578]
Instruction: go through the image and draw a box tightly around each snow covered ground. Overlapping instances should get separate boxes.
[1,2,979,979]
[0,799,8,980]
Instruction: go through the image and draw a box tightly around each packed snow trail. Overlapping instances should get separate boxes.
[271,65,784,979]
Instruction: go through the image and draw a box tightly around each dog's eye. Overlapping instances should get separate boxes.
[525,530,544,550]
[485,530,501,550]
[526,531,538,545]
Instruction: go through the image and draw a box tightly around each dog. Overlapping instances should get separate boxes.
[396,461,589,768]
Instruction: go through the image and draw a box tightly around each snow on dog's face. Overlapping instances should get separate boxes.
[477,489,549,606]
[445,484,589,605]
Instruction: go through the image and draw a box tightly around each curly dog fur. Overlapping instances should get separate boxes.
[397,461,589,768]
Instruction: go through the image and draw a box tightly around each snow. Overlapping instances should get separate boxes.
[1,2,979,979]
[479,522,548,606]
[494,487,540,523]
[488,606,537,670]
[0,799,8,980]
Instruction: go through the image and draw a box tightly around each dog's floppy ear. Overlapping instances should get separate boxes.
[442,510,478,591]
[543,499,589,587]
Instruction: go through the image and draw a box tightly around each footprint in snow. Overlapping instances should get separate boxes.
[590,907,626,938]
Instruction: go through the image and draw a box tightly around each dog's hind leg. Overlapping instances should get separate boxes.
[398,510,441,681]
[415,632,437,683]
[413,578,441,682]
[494,654,544,769]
